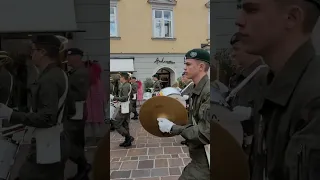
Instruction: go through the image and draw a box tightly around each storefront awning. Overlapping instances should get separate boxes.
[0,0,79,33]
[110,58,135,72]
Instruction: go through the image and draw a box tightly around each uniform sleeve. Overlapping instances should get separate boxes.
[284,97,320,180]
[70,72,90,100]
[132,84,138,94]
[114,84,130,102]
[9,79,60,128]
[171,92,210,145]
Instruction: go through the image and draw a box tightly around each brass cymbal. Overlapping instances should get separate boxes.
[139,96,188,137]
[211,120,250,180]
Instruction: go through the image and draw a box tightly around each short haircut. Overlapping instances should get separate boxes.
[31,35,61,59]
[196,60,210,72]
[120,73,130,80]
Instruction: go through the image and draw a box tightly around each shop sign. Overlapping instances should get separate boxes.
[154,57,175,65]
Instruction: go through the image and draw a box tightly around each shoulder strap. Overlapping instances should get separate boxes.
[127,84,132,101]
[57,70,69,124]
[6,71,13,106]
[226,65,268,102]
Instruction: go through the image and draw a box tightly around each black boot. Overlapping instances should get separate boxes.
[68,163,91,180]
[132,113,139,120]
[181,140,188,146]
[122,136,134,147]
[119,138,127,147]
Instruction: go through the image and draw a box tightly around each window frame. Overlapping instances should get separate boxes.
[151,7,174,38]
[110,5,118,37]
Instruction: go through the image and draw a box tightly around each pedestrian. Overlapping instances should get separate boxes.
[237,0,320,179]
[63,47,91,180]
[110,72,134,147]
[152,74,161,96]
[130,77,139,120]
[85,61,106,144]
[136,80,143,106]
[227,32,269,155]
[0,35,70,180]
[157,49,210,180]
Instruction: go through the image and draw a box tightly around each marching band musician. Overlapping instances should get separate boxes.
[63,48,91,180]
[227,32,269,155]
[0,35,70,180]
[152,74,162,96]
[129,76,139,120]
[110,72,134,147]
[157,49,211,180]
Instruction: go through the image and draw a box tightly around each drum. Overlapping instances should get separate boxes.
[211,83,243,145]
[159,87,186,107]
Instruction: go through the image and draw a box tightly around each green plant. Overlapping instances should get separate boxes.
[143,78,153,91]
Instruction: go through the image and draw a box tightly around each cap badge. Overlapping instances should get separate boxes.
[190,52,197,58]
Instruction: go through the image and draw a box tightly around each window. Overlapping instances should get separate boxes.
[110,6,118,37]
[152,9,173,38]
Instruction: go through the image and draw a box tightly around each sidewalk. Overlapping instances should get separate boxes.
[110,120,190,180]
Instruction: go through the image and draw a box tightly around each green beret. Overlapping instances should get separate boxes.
[152,74,159,79]
[185,48,210,64]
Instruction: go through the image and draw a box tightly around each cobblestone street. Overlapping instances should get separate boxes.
[110,120,190,180]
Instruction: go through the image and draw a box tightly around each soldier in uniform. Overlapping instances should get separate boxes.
[152,74,162,96]
[0,35,70,180]
[130,77,139,120]
[157,49,210,180]
[110,73,134,147]
[63,48,91,180]
[227,32,269,154]
[0,51,14,106]
[237,0,320,179]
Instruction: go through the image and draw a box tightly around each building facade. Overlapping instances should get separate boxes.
[110,0,210,86]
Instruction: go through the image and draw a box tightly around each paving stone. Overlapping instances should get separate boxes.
[138,160,154,169]
[155,159,168,168]
[110,150,128,158]
[121,157,131,161]
[161,176,180,180]
[160,138,176,143]
[139,156,149,160]
[131,169,151,178]
[168,158,184,167]
[169,167,181,175]
[110,162,122,170]
[178,154,188,158]
[160,143,173,147]
[111,157,121,162]
[156,155,171,159]
[171,154,179,158]
[182,158,191,166]
[131,156,139,160]
[110,170,131,179]
[127,148,148,156]
[151,168,169,177]
[135,178,160,180]
[148,147,164,156]
[120,161,138,170]
[149,155,156,159]
[146,143,160,147]
[164,147,182,154]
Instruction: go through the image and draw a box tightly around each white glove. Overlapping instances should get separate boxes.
[0,103,13,120]
[232,106,252,121]
[110,94,114,101]
[182,95,189,100]
[157,118,175,133]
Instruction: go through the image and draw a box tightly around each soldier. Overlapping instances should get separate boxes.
[0,35,70,180]
[157,49,210,180]
[63,48,91,180]
[152,74,161,96]
[0,51,14,106]
[110,73,134,147]
[237,0,320,180]
[227,32,269,154]
[130,77,139,120]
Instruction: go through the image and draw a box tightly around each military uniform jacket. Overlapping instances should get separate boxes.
[131,82,138,99]
[114,82,132,103]
[251,41,320,180]
[171,75,210,170]
[0,68,13,106]
[153,80,162,91]
[68,67,90,102]
[10,63,67,128]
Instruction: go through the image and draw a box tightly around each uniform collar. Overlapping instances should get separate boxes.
[241,59,264,77]
[264,40,315,106]
[192,75,209,95]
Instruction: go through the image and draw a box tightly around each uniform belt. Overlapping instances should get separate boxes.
[71,101,85,120]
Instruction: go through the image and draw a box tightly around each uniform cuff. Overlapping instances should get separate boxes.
[170,125,184,135]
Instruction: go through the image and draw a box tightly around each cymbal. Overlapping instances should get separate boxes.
[139,96,188,137]
[211,120,250,180]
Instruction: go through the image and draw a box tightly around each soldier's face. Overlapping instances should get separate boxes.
[236,0,288,55]
[31,44,44,66]
[231,42,259,67]
[184,59,204,79]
